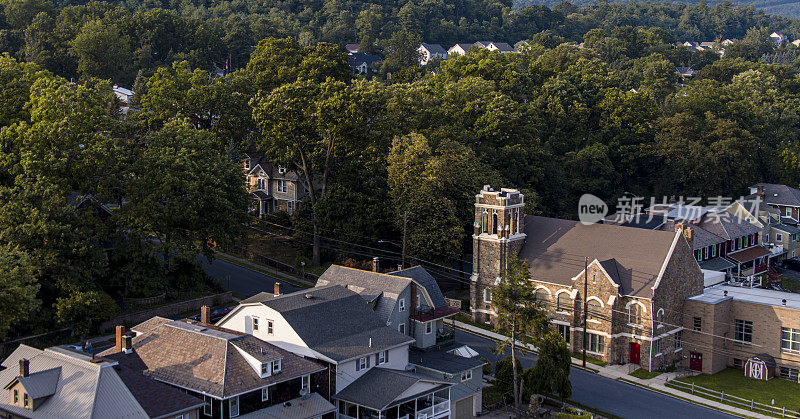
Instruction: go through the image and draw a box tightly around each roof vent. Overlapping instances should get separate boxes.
[369,338,372,348]
[304,293,314,299]
[283,401,292,407]
[783,299,787,306]
[724,290,728,296]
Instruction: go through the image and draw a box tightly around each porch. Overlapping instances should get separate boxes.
[337,390,450,419]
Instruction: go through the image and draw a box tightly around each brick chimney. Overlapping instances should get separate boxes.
[273,282,281,297]
[372,257,380,272]
[122,335,133,354]
[676,222,694,250]
[201,305,210,324]
[19,359,29,377]
[115,326,125,353]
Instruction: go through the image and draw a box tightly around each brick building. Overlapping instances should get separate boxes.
[470,186,704,371]
[684,284,800,378]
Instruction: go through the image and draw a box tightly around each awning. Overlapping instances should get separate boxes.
[726,246,773,264]
[251,190,272,200]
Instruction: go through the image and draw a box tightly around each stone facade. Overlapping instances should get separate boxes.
[470,186,704,371]
[470,186,526,323]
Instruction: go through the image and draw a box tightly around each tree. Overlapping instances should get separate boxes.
[56,289,118,339]
[121,120,248,269]
[381,29,423,80]
[493,257,548,415]
[69,20,132,82]
[526,331,572,400]
[0,245,40,339]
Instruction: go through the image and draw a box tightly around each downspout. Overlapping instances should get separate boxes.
[648,302,654,372]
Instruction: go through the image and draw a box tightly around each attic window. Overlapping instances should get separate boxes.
[271,359,281,374]
[278,166,287,174]
[23,392,29,408]
[244,160,250,170]
[399,299,406,312]
[261,363,270,376]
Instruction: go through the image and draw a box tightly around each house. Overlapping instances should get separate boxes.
[447,43,474,56]
[344,44,360,55]
[348,52,381,75]
[684,283,800,378]
[1,344,204,418]
[484,42,514,53]
[771,32,788,44]
[418,43,447,65]
[728,196,800,261]
[315,265,459,348]
[97,311,334,419]
[113,85,134,106]
[470,186,704,371]
[242,148,306,215]
[216,285,454,418]
[676,66,696,80]
[747,183,800,225]
[409,344,486,417]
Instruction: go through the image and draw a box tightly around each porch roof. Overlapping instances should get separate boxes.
[237,393,335,419]
[334,368,451,411]
[726,246,772,263]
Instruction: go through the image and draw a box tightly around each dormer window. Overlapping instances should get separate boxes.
[278,166,287,174]
[244,160,251,170]
[261,363,269,376]
[271,359,281,374]
[23,392,28,408]
[13,389,18,404]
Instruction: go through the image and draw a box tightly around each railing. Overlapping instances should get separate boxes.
[667,379,800,418]
[728,274,762,288]
[416,399,450,419]
[436,330,455,345]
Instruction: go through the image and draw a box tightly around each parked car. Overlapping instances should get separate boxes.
[784,259,800,271]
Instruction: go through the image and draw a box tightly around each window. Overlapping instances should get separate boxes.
[492,213,498,235]
[587,299,602,319]
[674,330,683,350]
[399,323,405,334]
[278,166,287,174]
[627,304,643,325]
[204,395,213,415]
[399,298,406,312]
[557,293,571,312]
[13,389,18,404]
[378,350,387,365]
[356,356,368,371]
[787,207,792,217]
[461,370,472,382]
[425,322,432,334]
[585,334,605,354]
[302,375,310,392]
[653,338,661,355]
[534,288,549,304]
[272,359,281,373]
[781,327,800,354]
[483,288,492,303]
[244,160,250,170]
[253,317,259,331]
[693,317,702,331]
[176,414,184,419]
[261,363,270,376]
[734,319,753,344]
[777,233,783,242]
[733,358,743,369]
[267,320,274,335]
[256,178,266,190]
[23,393,28,408]
[230,396,240,417]
[749,235,754,246]
[557,324,571,344]
[711,245,716,257]
[780,367,799,381]
[261,387,269,401]
[276,180,287,193]
[702,247,708,260]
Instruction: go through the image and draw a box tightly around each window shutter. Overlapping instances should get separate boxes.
[356,360,361,372]
[385,350,389,363]
[367,356,371,368]
[375,354,380,365]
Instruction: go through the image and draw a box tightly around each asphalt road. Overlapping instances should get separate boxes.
[454,329,738,419]
[200,256,303,298]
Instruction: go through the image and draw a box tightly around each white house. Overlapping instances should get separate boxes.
[418,43,447,65]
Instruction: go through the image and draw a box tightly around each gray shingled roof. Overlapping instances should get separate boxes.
[242,285,414,362]
[409,346,485,375]
[334,368,451,411]
[420,43,447,54]
[520,215,681,298]
[388,266,447,309]
[750,183,800,207]
[699,257,736,271]
[316,265,409,323]
[773,223,800,234]
[238,393,336,419]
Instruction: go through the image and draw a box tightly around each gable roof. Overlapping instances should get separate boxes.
[333,368,451,411]
[316,265,410,321]
[388,266,447,308]
[750,183,800,207]
[0,345,201,418]
[349,52,382,67]
[420,43,447,54]
[488,42,513,52]
[99,318,324,399]
[409,346,485,375]
[239,286,414,362]
[519,215,681,298]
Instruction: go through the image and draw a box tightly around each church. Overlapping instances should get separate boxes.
[469,186,704,371]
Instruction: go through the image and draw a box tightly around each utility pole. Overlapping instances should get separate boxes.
[583,256,588,368]
[401,211,408,269]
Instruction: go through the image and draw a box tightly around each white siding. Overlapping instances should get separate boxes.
[335,345,409,392]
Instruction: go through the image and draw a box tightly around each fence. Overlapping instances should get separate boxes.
[98,291,233,332]
[123,293,166,308]
[222,244,320,283]
[667,379,800,418]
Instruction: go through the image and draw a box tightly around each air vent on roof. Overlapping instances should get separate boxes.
[304,293,314,299]
[283,401,292,407]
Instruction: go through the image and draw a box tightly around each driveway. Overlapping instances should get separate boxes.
[200,256,303,298]
[454,329,738,419]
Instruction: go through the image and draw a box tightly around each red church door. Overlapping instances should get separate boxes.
[690,352,703,371]
[629,342,640,365]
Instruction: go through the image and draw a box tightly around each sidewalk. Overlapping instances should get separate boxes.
[453,320,768,419]
[214,251,316,288]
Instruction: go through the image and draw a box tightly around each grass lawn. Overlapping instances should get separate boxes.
[571,352,607,367]
[674,368,800,410]
[630,368,663,380]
